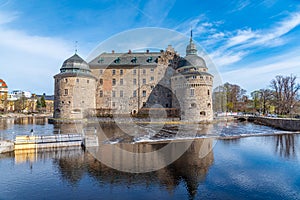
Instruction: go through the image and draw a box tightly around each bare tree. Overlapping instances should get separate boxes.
[270,75,299,115]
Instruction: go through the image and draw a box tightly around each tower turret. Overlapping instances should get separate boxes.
[53,54,96,120]
[171,32,214,122]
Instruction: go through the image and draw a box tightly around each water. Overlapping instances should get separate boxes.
[0,117,300,199]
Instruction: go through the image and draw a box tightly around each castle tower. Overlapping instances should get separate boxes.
[171,32,213,122]
[53,54,96,119]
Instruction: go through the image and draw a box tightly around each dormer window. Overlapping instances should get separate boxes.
[131,57,137,63]
[98,58,104,63]
[147,57,153,63]
[114,57,120,63]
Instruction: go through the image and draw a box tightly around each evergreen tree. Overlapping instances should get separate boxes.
[41,96,46,108]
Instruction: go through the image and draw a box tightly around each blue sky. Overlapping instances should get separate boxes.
[0,0,299,95]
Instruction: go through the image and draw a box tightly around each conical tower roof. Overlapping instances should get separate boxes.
[60,54,91,72]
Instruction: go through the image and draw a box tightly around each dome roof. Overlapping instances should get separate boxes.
[177,30,207,69]
[179,54,207,69]
[0,79,8,88]
[60,54,90,72]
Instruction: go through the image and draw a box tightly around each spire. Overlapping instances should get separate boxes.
[186,29,197,55]
[75,41,78,54]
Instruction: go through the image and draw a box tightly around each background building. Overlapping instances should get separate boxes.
[0,79,8,112]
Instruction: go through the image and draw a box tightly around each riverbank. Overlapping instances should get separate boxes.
[248,116,300,131]
[0,113,52,119]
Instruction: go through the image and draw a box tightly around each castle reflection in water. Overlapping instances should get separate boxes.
[13,138,214,199]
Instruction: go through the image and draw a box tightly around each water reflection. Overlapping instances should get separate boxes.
[13,139,214,199]
[274,134,297,159]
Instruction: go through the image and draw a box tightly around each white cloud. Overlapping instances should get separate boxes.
[252,12,300,46]
[221,49,300,92]
[197,11,300,69]
[0,11,18,25]
[209,50,246,67]
[0,11,74,94]
[226,29,256,48]
[229,0,251,13]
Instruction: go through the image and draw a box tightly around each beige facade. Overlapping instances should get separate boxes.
[54,54,96,119]
[53,37,214,122]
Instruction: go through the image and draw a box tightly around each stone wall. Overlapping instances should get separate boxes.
[54,75,96,119]
[171,74,213,122]
[248,116,300,131]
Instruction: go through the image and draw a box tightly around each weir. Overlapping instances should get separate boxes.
[0,134,98,154]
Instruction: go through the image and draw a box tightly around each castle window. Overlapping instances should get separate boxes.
[120,90,123,97]
[61,101,64,104]
[142,90,146,97]
[147,57,153,63]
[192,76,196,79]
[120,79,123,85]
[208,90,210,96]
[190,88,194,96]
[112,79,116,86]
[200,111,206,116]
[76,79,79,83]
[143,102,146,107]
[143,78,146,84]
[133,69,136,75]
[112,69,116,75]
[64,89,68,95]
[150,85,154,89]
[100,90,103,97]
[150,77,154,81]
[208,103,211,108]
[100,79,103,85]
[65,78,68,83]
[120,69,123,75]
[150,68,154,72]
[142,69,146,74]
[133,90,137,97]
[87,80,89,84]
[133,79,137,85]
[112,91,116,98]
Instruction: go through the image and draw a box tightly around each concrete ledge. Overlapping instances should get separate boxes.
[248,116,300,131]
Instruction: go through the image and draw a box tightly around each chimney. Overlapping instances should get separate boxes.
[128,49,131,54]
[146,49,149,53]
[112,50,115,54]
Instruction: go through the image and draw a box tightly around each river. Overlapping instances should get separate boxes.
[0,117,299,200]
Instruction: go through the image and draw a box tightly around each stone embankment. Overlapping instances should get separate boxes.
[248,116,300,131]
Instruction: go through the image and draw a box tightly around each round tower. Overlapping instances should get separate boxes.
[171,32,213,122]
[53,54,96,119]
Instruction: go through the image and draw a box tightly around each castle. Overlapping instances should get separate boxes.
[53,34,214,122]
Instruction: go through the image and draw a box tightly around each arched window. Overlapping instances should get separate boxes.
[200,111,206,116]
[207,103,211,108]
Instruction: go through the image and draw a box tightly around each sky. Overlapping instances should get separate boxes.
[0,0,299,95]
